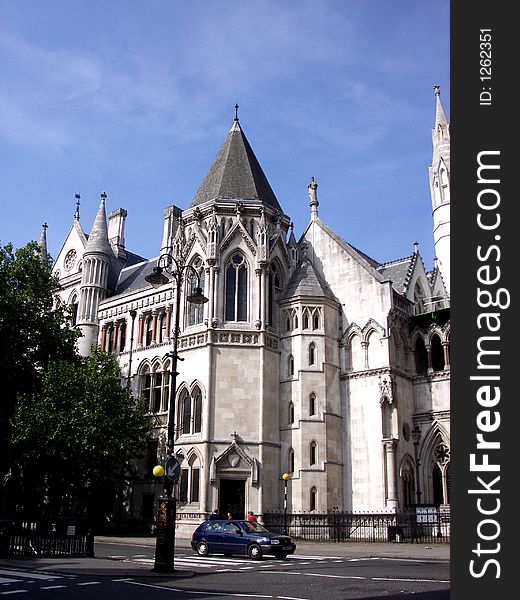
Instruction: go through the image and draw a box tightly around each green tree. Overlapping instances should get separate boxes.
[0,241,79,473]
[9,348,151,524]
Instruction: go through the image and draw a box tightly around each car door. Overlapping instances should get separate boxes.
[221,521,247,554]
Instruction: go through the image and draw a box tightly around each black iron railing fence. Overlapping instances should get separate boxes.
[263,507,450,544]
[0,517,94,558]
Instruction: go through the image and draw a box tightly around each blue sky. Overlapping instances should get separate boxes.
[0,0,449,269]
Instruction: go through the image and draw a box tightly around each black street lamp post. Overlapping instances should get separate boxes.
[146,253,208,574]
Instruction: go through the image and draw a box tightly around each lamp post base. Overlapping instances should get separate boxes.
[153,495,176,572]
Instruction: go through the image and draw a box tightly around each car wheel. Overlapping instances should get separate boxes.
[196,541,209,556]
[248,543,263,560]
[273,552,289,560]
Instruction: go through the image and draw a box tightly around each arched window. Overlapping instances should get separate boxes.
[268,262,281,327]
[402,463,414,510]
[141,366,151,407]
[69,293,79,326]
[432,442,450,506]
[145,315,154,346]
[367,330,383,368]
[414,281,426,315]
[302,308,310,330]
[431,334,444,371]
[151,369,162,413]
[308,342,316,366]
[179,387,203,435]
[225,253,248,321]
[182,392,191,435]
[188,257,206,326]
[312,309,320,330]
[414,337,428,374]
[106,324,114,352]
[432,464,443,506]
[288,354,294,377]
[158,313,167,343]
[162,367,170,412]
[178,454,201,504]
[289,448,295,473]
[118,321,126,352]
[382,400,393,438]
[349,334,363,371]
[288,402,295,425]
[310,487,317,511]
[193,388,202,433]
[309,393,316,416]
[310,441,317,466]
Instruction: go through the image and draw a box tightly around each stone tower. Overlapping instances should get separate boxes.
[428,84,450,295]
[76,192,112,356]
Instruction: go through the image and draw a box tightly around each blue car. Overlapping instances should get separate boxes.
[191,519,296,560]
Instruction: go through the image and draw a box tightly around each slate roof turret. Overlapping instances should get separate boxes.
[280,245,337,302]
[190,117,283,213]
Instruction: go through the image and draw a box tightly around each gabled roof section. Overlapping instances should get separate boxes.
[377,255,415,295]
[303,218,385,283]
[190,118,283,212]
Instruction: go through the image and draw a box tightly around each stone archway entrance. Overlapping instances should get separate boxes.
[219,479,245,520]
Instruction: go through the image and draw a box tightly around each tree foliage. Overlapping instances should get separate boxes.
[9,348,152,522]
[0,241,79,458]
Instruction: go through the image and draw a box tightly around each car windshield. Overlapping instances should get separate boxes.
[240,521,270,533]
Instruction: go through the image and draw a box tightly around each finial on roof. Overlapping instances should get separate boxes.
[434,84,441,96]
[234,103,239,121]
[39,222,49,266]
[414,241,419,253]
[308,177,319,220]
[101,191,107,201]
[74,193,81,220]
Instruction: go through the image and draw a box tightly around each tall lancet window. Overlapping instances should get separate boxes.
[225,253,248,321]
[268,262,281,327]
[188,257,206,326]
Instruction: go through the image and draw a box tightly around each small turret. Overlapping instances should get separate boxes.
[76,191,113,356]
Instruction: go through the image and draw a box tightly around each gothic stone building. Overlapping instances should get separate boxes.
[48,87,450,531]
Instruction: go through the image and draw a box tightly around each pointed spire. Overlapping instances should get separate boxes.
[39,222,49,266]
[433,84,448,128]
[308,177,319,220]
[191,117,282,212]
[85,191,112,256]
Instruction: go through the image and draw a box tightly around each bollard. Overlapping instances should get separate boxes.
[85,529,94,557]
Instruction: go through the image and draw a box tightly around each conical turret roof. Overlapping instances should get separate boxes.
[85,192,112,256]
[280,247,337,302]
[434,84,449,129]
[190,118,283,212]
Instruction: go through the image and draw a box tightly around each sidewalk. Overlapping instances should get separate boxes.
[0,535,449,579]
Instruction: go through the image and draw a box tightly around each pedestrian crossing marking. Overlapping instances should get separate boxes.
[0,571,62,581]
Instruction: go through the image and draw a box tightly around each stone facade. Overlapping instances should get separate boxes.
[48,88,451,532]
